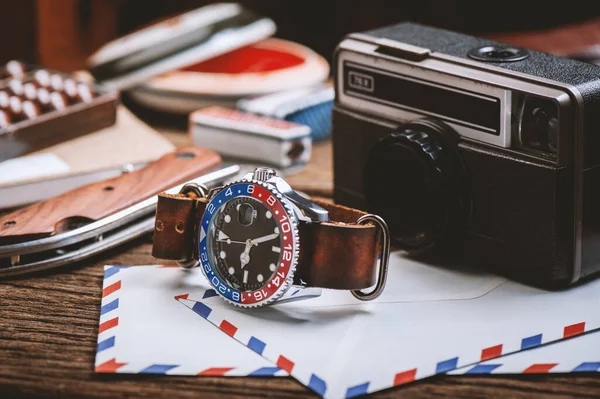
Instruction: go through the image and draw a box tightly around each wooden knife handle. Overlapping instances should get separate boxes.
[0,147,221,244]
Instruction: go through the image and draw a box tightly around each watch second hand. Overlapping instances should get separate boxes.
[217,239,247,245]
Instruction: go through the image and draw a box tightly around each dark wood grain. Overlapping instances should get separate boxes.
[0,147,220,244]
[2,237,600,398]
[36,0,123,72]
[0,0,36,65]
[2,138,600,398]
[4,15,600,395]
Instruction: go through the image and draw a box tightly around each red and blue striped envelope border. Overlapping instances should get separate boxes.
[457,358,600,375]
[94,265,288,377]
[451,329,600,375]
[177,295,596,399]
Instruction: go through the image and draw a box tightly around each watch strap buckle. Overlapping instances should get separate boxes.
[180,182,209,199]
[351,214,391,301]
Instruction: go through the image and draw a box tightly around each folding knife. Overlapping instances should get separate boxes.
[0,147,240,277]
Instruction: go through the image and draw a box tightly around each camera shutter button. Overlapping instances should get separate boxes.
[467,45,529,62]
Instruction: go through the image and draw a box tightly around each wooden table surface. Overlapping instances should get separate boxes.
[2,124,600,399]
[4,18,600,398]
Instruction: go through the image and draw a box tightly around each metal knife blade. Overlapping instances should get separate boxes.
[0,163,240,277]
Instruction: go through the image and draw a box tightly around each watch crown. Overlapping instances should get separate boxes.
[253,167,277,181]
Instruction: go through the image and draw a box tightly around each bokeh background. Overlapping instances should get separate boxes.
[3,0,600,71]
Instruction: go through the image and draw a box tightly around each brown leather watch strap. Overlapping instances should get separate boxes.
[152,194,380,290]
[294,199,379,290]
[152,193,207,262]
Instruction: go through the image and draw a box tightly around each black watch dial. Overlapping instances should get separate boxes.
[208,196,283,291]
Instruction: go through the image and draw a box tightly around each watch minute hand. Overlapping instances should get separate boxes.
[251,233,280,245]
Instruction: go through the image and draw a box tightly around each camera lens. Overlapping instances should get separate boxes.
[519,96,559,155]
[364,119,468,252]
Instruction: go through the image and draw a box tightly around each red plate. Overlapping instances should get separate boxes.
[128,38,329,114]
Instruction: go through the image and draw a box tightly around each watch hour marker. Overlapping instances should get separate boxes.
[218,231,230,241]
[220,251,226,259]
[274,227,279,234]
[266,211,272,219]
[257,274,264,283]
[228,267,235,275]
[243,270,249,284]
[272,246,281,253]
[269,263,276,272]
[224,215,231,223]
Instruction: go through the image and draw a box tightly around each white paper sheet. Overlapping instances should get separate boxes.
[95,265,287,376]
[0,152,69,185]
[176,251,600,398]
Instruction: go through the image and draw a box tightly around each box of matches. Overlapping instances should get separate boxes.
[189,106,311,170]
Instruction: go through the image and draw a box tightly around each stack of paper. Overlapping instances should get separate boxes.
[95,253,600,397]
[0,107,174,209]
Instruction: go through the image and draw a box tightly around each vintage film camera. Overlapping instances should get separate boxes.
[332,22,600,288]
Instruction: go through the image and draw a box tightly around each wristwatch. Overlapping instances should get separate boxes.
[152,167,390,308]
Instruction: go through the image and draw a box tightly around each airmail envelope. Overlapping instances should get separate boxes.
[95,265,287,377]
[178,251,600,398]
[451,329,600,375]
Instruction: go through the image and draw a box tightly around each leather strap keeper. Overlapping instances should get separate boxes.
[152,193,207,261]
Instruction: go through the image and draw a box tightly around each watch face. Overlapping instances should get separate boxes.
[210,196,282,291]
[198,181,299,307]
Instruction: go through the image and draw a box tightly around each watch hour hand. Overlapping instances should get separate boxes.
[240,255,249,269]
[251,233,280,245]
[240,240,253,269]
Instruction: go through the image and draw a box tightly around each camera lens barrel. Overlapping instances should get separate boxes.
[364,119,468,253]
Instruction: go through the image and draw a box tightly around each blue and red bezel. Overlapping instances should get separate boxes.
[197,181,299,307]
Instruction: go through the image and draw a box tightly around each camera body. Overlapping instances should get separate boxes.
[332,22,600,288]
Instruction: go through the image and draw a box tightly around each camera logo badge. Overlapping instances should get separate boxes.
[348,71,374,92]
